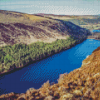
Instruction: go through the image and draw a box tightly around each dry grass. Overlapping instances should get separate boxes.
[24,14,48,22]
[1,44,100,100]
[0,10,48,24]
[0,10,99,100]
[0,10,69,46]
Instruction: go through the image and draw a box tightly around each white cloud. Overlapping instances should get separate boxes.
[32,5,99,15]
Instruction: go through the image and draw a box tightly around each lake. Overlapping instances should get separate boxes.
[92,30,100,33]
[0,39,100,95]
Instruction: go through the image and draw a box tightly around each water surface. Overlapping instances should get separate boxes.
[92,30,100,33]
[0,39,100,94]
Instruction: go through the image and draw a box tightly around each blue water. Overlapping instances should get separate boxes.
[92,30,100,33]
[0,39,100,95]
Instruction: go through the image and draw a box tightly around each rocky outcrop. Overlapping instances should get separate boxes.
[1,46,100,99]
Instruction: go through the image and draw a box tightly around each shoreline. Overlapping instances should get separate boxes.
[0,38,86,76]
[87,37,100,40]
[1,39,100,99]
[87,32,100,40]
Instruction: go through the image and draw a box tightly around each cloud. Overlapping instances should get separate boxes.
[29,5,100,15]
[0,0,100,15]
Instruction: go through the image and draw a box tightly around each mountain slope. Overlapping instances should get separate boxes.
[0,10,90,47]
[0,10,91,76]
[36,13,100,30]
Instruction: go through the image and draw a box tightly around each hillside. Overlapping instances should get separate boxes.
[36,14,100,30]
[0,10,94,99]
[1,44,100,99]
[0,10,91,76]
[0,10,90,47]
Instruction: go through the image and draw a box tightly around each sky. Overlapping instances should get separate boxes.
[0,0,100,15]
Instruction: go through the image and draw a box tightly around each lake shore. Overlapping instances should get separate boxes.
[1,40,100,100]
[0,37,86,76]
[87,32,100,40]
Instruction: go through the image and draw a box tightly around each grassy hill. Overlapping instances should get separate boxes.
[0,10,91,75]
[0,10,94,98]
[36,14,100,30]
[0,10,90,47]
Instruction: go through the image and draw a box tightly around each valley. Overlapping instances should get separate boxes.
[0,10,100,100]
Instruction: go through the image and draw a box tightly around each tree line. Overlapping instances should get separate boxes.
[0,36,81,73]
